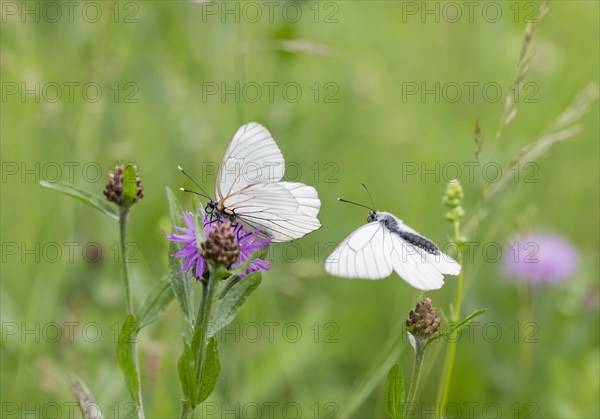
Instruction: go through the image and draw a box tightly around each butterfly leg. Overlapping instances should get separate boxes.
[204,213,222,227]
[226,209,238,227]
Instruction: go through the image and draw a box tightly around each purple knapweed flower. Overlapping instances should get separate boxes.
[504,233,580,286]
[166,208,271,279]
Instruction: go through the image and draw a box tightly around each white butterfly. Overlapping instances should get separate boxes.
[181,122,321,242]
[324,188,460,290]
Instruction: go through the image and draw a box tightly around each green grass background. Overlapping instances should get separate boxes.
[1,1,598,418]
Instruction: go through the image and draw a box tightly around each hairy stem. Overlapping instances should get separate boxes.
[180,402,192,419]
[194,268,217,402]
[119,206,144,418]
[404,339,426,418]
[119,206,133,315]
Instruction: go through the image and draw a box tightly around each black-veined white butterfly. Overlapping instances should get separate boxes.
[180,122,321,242]
[324,185,460,290]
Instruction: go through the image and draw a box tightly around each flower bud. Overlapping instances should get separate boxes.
[406,298,441,340]
[103,165,143,207]
[443,179,464,224]
[445,206,465,223]
[442,179,463,208]
[201,222,240,269]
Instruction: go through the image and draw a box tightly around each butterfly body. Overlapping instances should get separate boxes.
[370,211,440,256]
[325,208,459,290]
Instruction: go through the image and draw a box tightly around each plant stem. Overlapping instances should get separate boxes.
[517,282,533,401]
[452,222,463,321]
[437,335,456,418]
[194,267,217,402]
[437,220,464,418]
[119,206,133,315]
[118,206,144,418]
[180,402,192,419]
[403,339,426,418]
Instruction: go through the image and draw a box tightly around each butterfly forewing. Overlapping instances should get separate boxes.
[216,122,285,200]
[325,223,393,279]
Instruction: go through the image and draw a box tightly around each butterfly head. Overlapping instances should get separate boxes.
[339,183,379,223]
[205,200,218,214]
[367,210,378,223]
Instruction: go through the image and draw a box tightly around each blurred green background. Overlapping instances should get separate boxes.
[1,1,598,418]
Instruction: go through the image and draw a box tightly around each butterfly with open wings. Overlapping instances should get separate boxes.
[324,185,460,291]
[180,122,321,243]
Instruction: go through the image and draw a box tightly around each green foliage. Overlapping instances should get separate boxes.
[209,271,262,338]
[178,337,197,409]
[39,180,118,220]
[384,364,405,419]
[137,275,174,330]
[191,195,206,243]
[167,187,195,328]
[116,315,141,407]
[178,335,220,413]
[428,309,490,347]
[197,336,221,404]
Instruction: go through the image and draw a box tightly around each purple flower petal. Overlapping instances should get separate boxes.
[165,208,272,280]
[504,233,580,286]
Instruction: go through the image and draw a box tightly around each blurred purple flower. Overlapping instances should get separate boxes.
[504,233,579,286]
[166,208,271,279]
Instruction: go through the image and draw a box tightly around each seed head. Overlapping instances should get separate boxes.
[406,298,441,339]
[201,222,240,269]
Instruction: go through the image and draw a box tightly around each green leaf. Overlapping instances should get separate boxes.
[191,195,206,243]
[167,186,184,220]
[385,364,404,419]
[213,265,232,282]
[197,336,221,403]
[68,373,104,419]
[117,314,140,406]
[39,180,118,221]
[178,336,197,408]
[229,250,262,277]
[167,187,195,328]
[214,250,263,300]
[170,272,195,330]
[216,275,241,300]
[137,275,174,329]
[428,308,490,346]
[209,271,262,338]
[122,165,138,206]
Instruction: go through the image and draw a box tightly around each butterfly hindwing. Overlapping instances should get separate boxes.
[224,183,321,242]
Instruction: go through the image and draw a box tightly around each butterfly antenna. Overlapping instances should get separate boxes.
[177,166,212,200]
[361,183,376,210]
[179,188,210,199]
[337,198,372,211]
